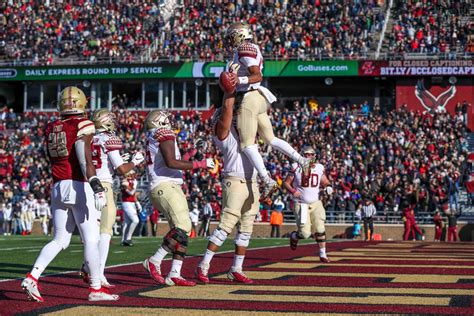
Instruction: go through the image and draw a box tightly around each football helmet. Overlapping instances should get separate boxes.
[145,110,175,131]
[225,22,253,48]
[58,86,88,115]
[92,109,117,133]
[302,146,315,155]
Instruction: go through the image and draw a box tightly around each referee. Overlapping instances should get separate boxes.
[362,199,377,241]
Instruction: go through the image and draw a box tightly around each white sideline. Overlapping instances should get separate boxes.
[0,241,308,283]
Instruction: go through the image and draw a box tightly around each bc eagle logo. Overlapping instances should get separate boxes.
[415,79,456,113]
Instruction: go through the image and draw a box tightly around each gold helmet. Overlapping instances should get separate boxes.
[58,86,88,115]
[145,110,175,131]
[302,146,315,155]
[92,109,117,133]
[225,22,253,48]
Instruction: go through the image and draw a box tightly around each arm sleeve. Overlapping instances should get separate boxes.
[108,150,125,169]
[75,139,87,178]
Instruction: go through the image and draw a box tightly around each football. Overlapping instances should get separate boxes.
[219,71,237,94]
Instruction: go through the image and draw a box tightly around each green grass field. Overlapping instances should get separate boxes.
[0,236,311,280]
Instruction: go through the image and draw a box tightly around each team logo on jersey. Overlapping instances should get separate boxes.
[414,79,456,113]
[225,182,232,188]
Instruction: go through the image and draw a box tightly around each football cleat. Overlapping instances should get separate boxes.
[21,273,44,302]
[289,231,299,251]
[260,178,278,202]
[227,270,254,284]
[195,264,210,285]
[320,256,331,263]
[165,276,196,287]
[88,287,119,301]
[79,263,90,284]
[121,240,134,247]
[143,257,165,284]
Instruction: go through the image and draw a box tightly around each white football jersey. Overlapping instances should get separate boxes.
[146,129,183,190]
[232,42,263,92]
[92,132,124,184]
[214,126,257,180]
[37,202,50,217]
[25,199,38,213]
[291,162,325,204]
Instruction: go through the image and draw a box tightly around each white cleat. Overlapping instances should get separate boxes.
[21,273,44,302]
[101,278,116,289]
[88,287,119,301]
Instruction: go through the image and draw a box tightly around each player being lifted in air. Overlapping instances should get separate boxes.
[142,110,215,287]
[21,87,118,302]
[222,23,313,200]
[80,109,145,288]
[284,146,332,263]
[196,90,260,285]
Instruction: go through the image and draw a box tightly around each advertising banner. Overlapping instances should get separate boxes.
[396,79,474,130]
[359,60,474,76]
[0,61,358,81]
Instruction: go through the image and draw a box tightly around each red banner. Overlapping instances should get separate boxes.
[396,79,474,130]
[359,60,474,76]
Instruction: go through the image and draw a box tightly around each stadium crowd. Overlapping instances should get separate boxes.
[1,0,385,64]
[388,0,473,57]
[0,99,469,235]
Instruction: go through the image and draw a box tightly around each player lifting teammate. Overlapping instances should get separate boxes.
[284,146,332,263]
[80,109,145,288]
[142,110,215,286]
[196,90,260,285]
[222,22,312,199]
[21,87,118,302]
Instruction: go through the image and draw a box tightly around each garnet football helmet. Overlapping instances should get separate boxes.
[92,109,117,133]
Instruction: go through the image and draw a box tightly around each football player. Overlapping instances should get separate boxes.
[224,23,312,200]
[37,199,51,236]
[21,87,118,302]
[142,110,215,287]
[196,92,260,284]
[121,170,141,247]
[284,146,332,263]
[80,109,144,288]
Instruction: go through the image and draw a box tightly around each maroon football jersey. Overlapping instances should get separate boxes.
[45,116,95,183]
[121,179,137,202]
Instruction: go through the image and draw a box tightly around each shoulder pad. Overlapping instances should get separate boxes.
[237,43,257,59]
[77,119,95,138]
[104,134,123,152]
[153,128,175,144]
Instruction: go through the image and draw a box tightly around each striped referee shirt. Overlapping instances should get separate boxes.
[362,203,377,219]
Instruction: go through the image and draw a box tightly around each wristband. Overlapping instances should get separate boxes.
[88,176,105,193]
[288,187,297,194]
[238,76,249,85]
[192,160,206,169]
[183,148,198,161]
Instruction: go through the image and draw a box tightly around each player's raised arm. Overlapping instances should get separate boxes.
[214,93,236,141]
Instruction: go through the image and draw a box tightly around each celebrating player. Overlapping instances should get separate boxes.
[196,93,260,284]
[80,109,144,288]
[284,146,332,263]
[223,22,312,199]
[142,110,215,287]
[21,87,118,302]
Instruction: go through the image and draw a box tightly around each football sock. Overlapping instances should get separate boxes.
[270,137,304,163]
[30,239,65,279]
[242,145,270,180]
[168,259,183,278]
[320,247,327,258]
[99,233,111,279]
[230,255,245,272]
[121,221,129,242]
[151,247,168,264]
[126,215,139,241]
[200,249,215,267]
[84,237,101,289]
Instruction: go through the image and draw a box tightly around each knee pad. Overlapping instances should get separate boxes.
[315,232,326,243]
[209,227,228,247]
[163,227,188,257]
[234,231,251,247]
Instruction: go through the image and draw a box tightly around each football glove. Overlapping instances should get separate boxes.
[121,153,130,162]
[325,186,334,195]
[227,61,240,74]
[131,151,145,166]
[135,201,142,212]
[89,176,107,211]
[192,158,215,169]
[194,138,208,152]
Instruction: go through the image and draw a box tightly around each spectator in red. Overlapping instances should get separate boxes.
[402,204,425,241]
[433,211,444,242]
[149,207,160,237]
